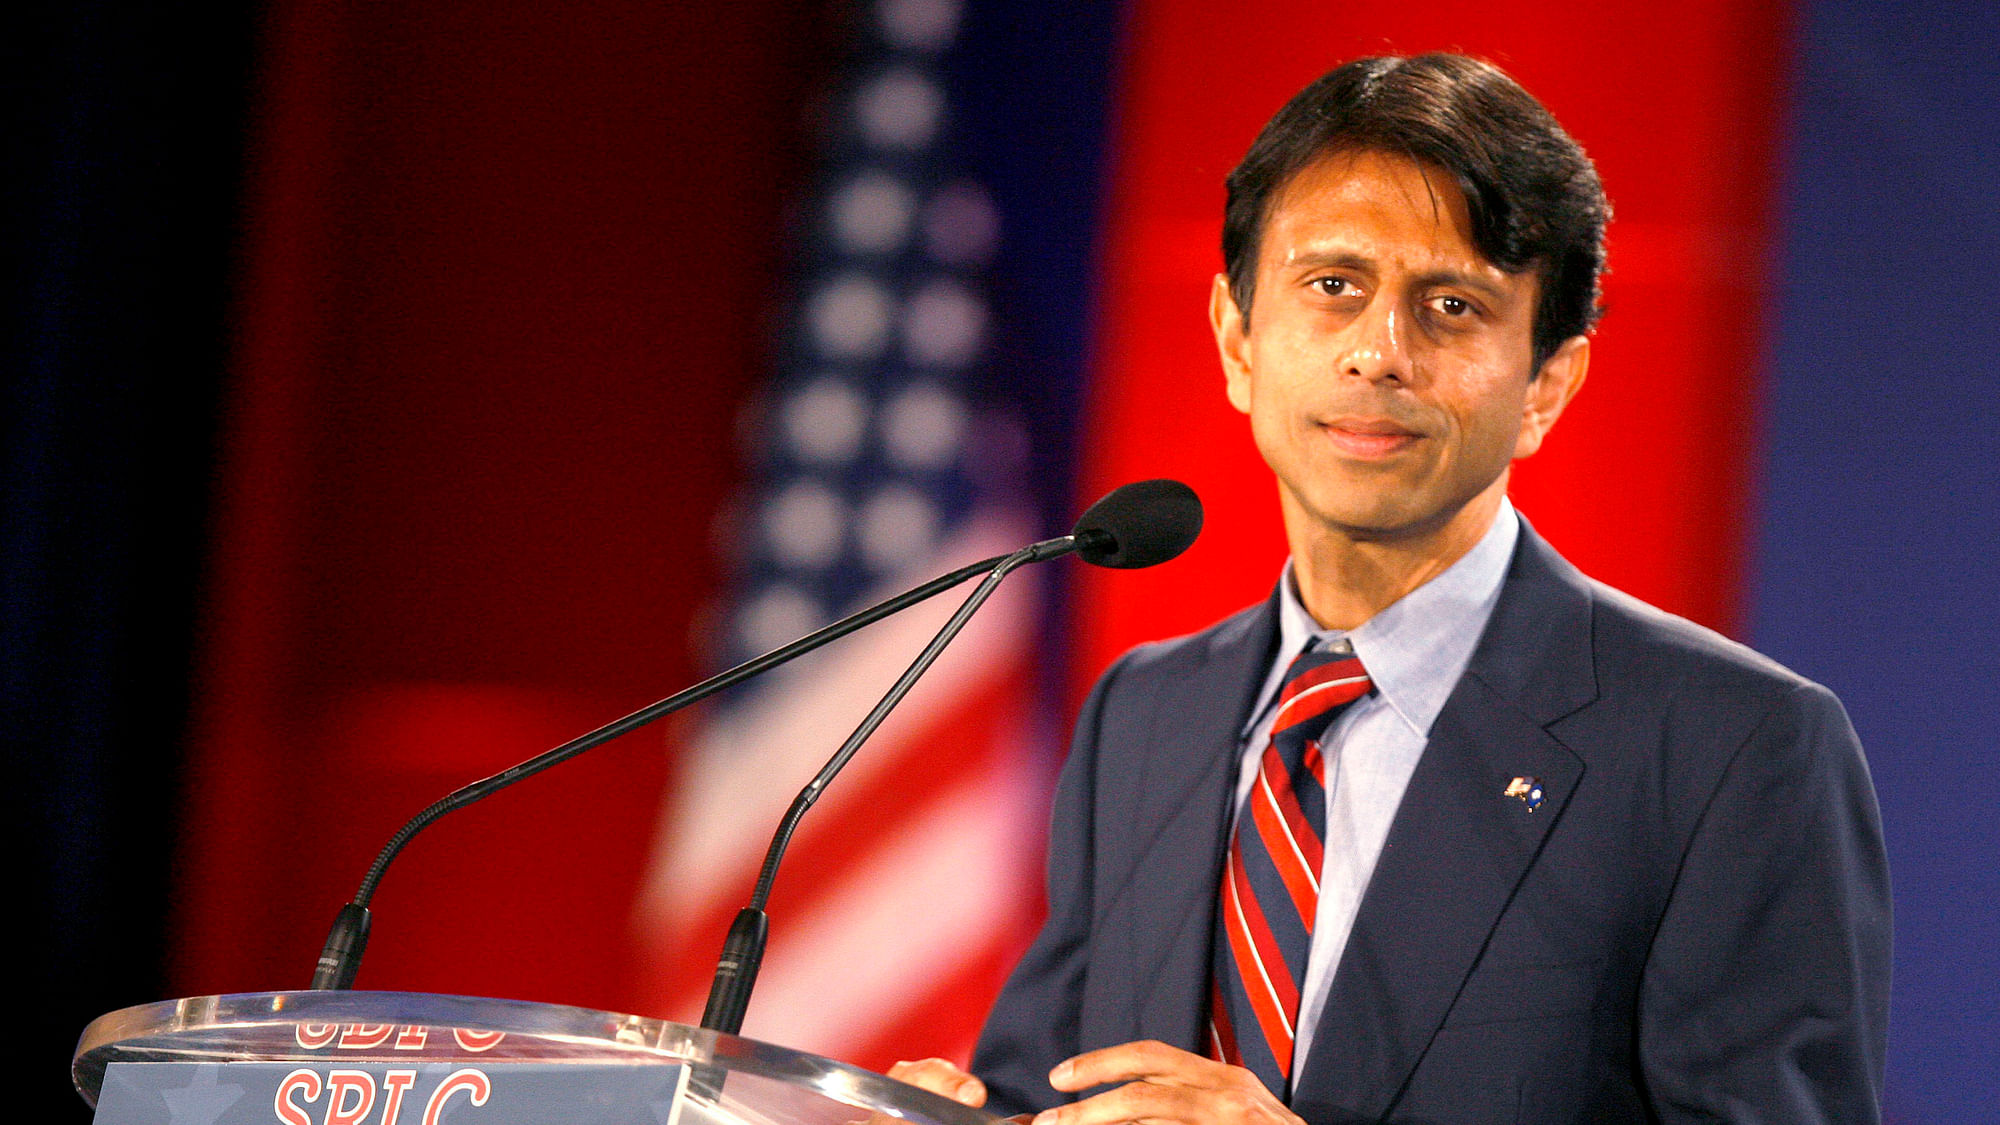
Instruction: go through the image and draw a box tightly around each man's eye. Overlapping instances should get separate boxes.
[1314,277,1356,297]
[1431,295,1473,316]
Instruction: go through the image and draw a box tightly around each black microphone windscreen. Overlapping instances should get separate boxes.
[1071,479,1203,569]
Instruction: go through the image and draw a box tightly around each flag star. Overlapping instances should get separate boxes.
[830,171,917,255]
[782,377,870,464]
[157,1065,244,1125]
[764,480,847,567]
[902,278,986,368]
[922,181,1001,266]
[855,68,944,150]
[808,273,895,361]
[876,0,962,52]
[857,484,941,571]
[881,382,966,470]
[738,583,825,654]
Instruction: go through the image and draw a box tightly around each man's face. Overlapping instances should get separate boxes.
[1212,149,1586,547]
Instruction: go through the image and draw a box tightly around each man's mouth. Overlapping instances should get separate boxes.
[1320,416,1421,459]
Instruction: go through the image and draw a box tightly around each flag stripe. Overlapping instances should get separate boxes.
[639,519,1038,918]
[631,1,1054,1072]
[636,632,1033,1011]
[738,751,1043,1053]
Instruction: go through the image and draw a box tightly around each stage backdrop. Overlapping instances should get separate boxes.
[161,0,1994,1121]
[1750,2,2000,1118]
[170,0,844,1009]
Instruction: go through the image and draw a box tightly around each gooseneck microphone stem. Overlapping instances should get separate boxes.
[307,478,1199,998]
[699,533,1087,1033]
[748,535,1083,913]
[309,548,1015,991]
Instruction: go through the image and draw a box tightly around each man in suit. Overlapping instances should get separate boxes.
[893,54,1890,1123]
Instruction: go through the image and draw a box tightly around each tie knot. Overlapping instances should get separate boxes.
[1273,646,1371,737]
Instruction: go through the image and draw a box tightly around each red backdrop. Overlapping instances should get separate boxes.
[172,0,1786,1049]
[171,0,837,1009]
[1074,0,1785,691]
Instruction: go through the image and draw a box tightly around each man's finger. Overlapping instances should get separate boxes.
[1032,1079,1203,1125]
[1034,1078,1295,1125]
[1048,1040,1217,1092]
[887,1057,987,1107]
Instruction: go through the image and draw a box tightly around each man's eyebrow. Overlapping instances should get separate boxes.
[1280,250,1375,274]
[1410,267,1512,304]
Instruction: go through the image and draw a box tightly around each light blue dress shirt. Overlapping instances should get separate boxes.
[1231,500,1520,1072]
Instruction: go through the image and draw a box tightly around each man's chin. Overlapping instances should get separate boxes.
[1298,502,1436,544]
[1286,487,1491,548]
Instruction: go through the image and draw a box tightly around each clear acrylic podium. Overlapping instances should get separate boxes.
[73,990,1001,1124]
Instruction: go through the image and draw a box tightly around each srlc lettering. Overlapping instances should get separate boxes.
[264,1067,491,1125]
[323,1071,375,1125]
[273,1069,321,1125]
[423,1069,492,1125]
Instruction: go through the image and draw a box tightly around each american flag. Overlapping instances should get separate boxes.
[631,0,1051,1069]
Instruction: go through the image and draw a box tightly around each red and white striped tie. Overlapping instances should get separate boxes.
[1209,644,1371,1098]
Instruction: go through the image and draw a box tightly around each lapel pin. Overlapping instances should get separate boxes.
[1504,776,1546,810]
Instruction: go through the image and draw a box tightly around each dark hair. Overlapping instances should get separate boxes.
[1223,54,1608,369]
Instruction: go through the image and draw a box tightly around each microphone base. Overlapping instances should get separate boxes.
[309,902,372,991]
[698,907,769,1035]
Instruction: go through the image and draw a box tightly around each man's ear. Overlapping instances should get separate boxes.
[1515,333,1590,460]
[1211,273,1254,415]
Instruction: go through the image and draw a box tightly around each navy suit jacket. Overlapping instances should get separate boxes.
[971,525,1890,1124]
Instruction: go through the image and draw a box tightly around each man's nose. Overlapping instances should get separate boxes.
[1339,298,1410,383]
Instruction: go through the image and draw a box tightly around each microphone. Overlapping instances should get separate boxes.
[307,479,1201,994]
[1071,478,1203,569]
[697,479,1202,1033]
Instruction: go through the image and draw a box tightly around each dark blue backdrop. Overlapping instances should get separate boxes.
[1753,3,2000,1119]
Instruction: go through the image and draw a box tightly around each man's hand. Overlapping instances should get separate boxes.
[1032,1040,1304,1125]
[887,1057,989,1108]
[883,1059,1035,1124]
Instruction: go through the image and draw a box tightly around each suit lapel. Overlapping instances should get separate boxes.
[1104,596,1277,1052]
[1291,526,1598,1120]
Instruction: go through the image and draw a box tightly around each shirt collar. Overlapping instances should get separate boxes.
[1266,498,1520,738]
